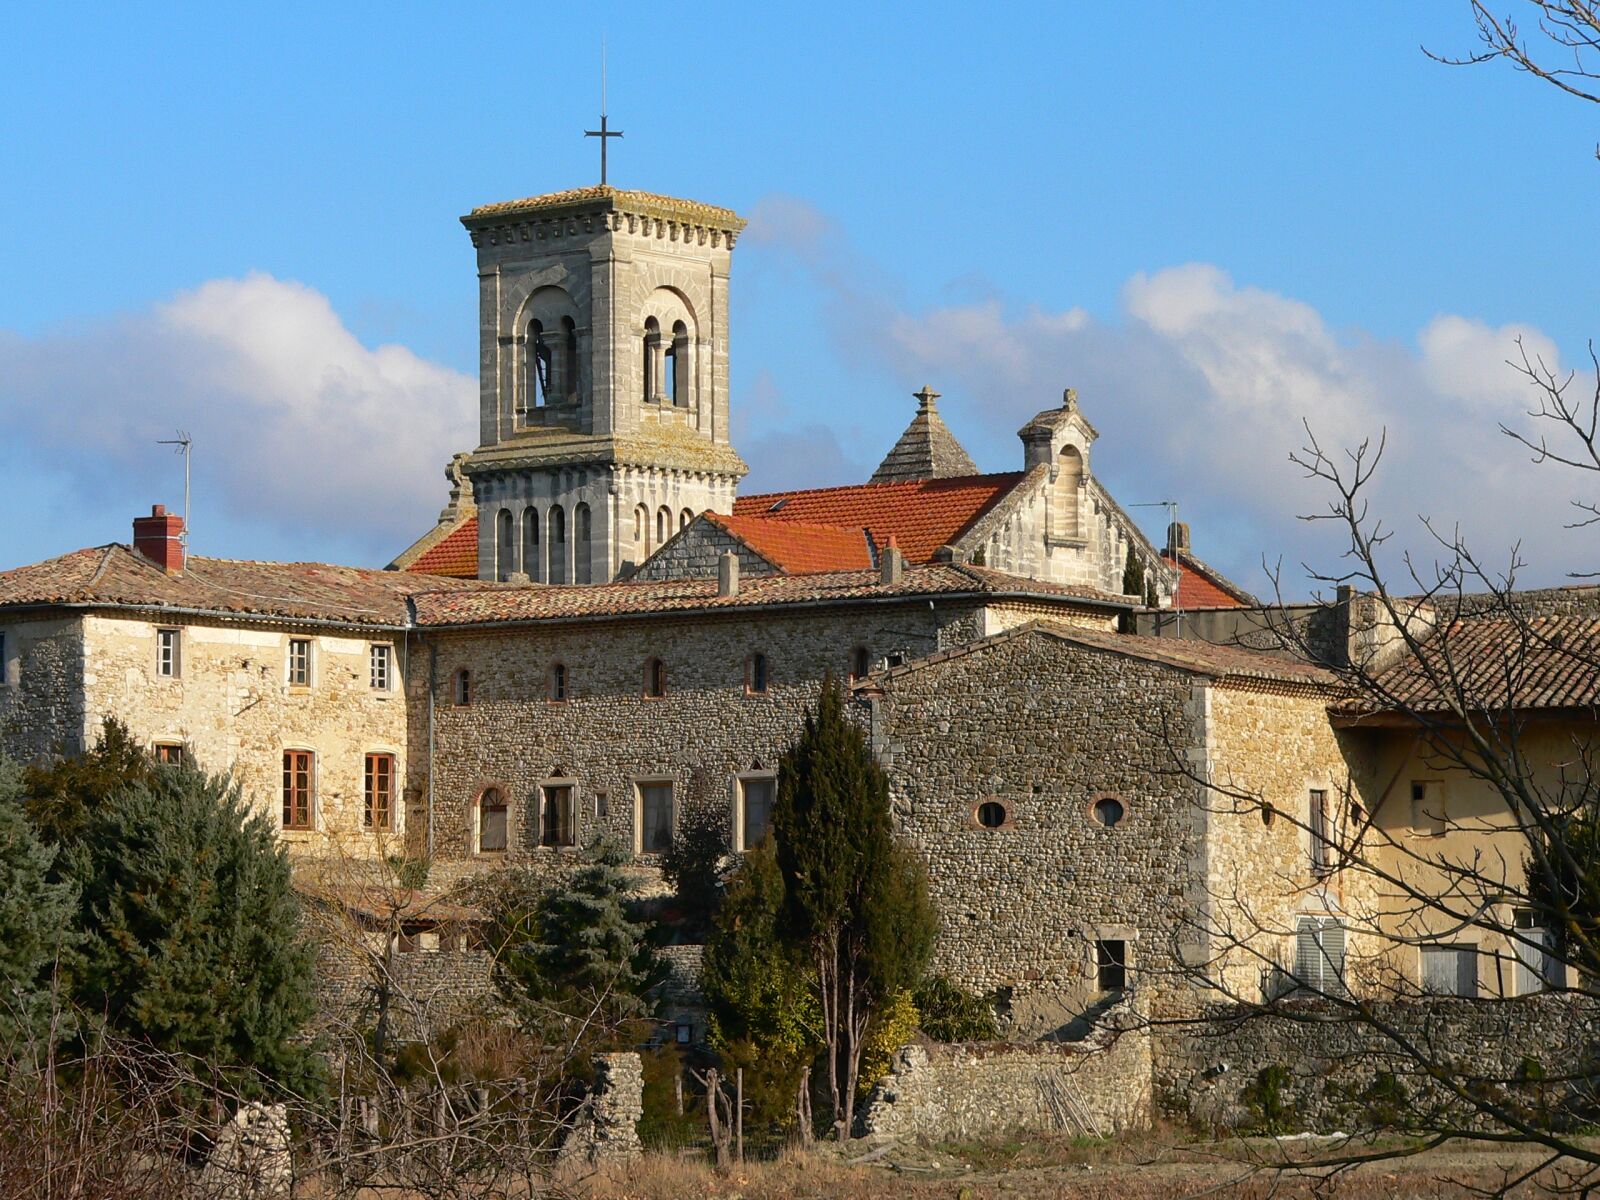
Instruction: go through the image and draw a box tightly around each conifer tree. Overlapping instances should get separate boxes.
[1122,543,1146,601]
[493,832,659,1036]
[68,764,319,1095]
[0,758,77,1055]
[771,675,937,1138]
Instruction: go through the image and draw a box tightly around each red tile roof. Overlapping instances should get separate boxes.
[706,513,873,574]
[0,544,491,627]
[733,473,1023,565]
[411,563,1130,627]
[1345,616,1600,716]
[410,518,480,578]
[1164,555,1246,609]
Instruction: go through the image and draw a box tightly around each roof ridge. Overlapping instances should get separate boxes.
[738,470,1024,504]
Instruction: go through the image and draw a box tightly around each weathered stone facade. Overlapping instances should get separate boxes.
[0,613,86,760]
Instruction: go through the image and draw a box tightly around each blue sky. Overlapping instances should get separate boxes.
[3,2,1596,591]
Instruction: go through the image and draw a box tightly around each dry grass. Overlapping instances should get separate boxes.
[566,1132,1600,1199]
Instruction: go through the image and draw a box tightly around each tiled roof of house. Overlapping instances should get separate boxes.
[1164,552,1254,609]
[409,517,480,578]
[866,620,1337,690]
[411,563,1130,628]
[705,513,874,574]
[733,473,1022,565]
[1346,616,1600,716]
[0,544,491,628]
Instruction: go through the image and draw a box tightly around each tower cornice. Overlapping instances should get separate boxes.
[461,186,747,249]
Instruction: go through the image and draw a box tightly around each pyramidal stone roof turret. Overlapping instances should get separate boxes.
[869,386,980,484]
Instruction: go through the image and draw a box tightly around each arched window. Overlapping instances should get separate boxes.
[644,657,667,698]
[643,317,662,403]
[522,507,542,583]
[1054,446,1083,540]
[547,504,567,584]
[526,319,551,413]
[1092,796,1126,828]
[657,505,672,547]
[850,646,871,680]
[573,503,592,584]
[453,668,471,707]
[680,507,693,531]
[747,652,769,695]
[549,662,567,702]
[560,316,578,401]
[634,503,650,561]
[668,320,690,407]
[477,786,508,853]
[495,509,515,581]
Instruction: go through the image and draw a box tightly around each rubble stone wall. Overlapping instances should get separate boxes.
[0,613,86,760]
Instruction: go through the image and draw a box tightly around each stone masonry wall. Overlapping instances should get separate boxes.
[81,614,411,858]
[1154,995,1600,1133]
[0,613,86,761]
[413,601,982,866]
[860,997,1152,1141]
[869,626,1207,1031]
[314,926,498,1044]
[632,522,778,580]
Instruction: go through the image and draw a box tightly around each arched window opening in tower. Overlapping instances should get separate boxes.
[670,320,690,407]
[656,506,671,547]
[561,316,578,401]
[522,507,542,583]
[680,507,693,532]
[643,317,661,403]
[547,504,567,585]
[495,509,515,582]
[527,319,551,414]
[573,503,592,584]
[634,503,650,561]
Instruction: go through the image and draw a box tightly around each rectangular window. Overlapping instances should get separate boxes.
[287,638,312,687]
[541,784,575,847]
[153,742,184,765]
[638,783,674,854]
[1095,939,1127,991]
[282,750,313,830]
[738,776,776,851]
[1421,944,1479,997]
[370,644,392,691]
[1308,789,1331,875]
[1294,917,1346,994]
[364,753,395,830]
[1514,909,1560,995]
[1411,781,1446,837]
[478,788,508,853]
[594,790,609,820]
[156,628,181,678]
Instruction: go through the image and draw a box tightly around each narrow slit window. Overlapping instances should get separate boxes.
[549,662,567,702]
[747,653,769,695]
[644,657,666,698]
[1309,789,1332,874]
[454,669,471,707]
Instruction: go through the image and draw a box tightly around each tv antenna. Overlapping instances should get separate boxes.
[1129,499,1181,635]
[156,431,192,551]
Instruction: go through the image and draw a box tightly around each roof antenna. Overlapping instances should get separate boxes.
[156,431,192,553]
[1129,499,1181,636]
[584,36,623,185]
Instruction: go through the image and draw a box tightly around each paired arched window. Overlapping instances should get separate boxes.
[560,316,578,401]
[495,509,515,581]
[668,320,690,407]
[680,507,694,532]
[526,319,552,414]
[522,507,542,583]
[573,503,592,584]
[643,317,662,402]
[548,504,567,584]
[656,506,672,547]
[644,657,667,698]
[634,504,651,562]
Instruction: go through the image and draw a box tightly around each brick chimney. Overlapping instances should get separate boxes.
[133,504,185,574]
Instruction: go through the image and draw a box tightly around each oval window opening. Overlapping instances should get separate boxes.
[1261,804,1276,827]
[1092,798,1125,828]
[976,801,1007,829]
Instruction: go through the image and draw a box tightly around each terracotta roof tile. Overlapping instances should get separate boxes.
[0,544,492,627]
[1164,554,1251,609]
[410,518,480,578]
[733,473,1022,564]
[1347,616,1600,715]
[411,563,1130,628]
[706,513,873,574]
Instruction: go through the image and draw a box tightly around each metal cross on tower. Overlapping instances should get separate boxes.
[584,41,623,185]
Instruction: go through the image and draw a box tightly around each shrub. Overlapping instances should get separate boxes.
[913,974,999,1042]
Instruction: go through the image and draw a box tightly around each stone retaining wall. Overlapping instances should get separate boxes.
[859,996,1151,1141]
[559,1052,644,1165]
[1154,995,1600,1133]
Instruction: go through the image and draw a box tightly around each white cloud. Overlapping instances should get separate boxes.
[744,197,1591,592]
[0,273,474,561]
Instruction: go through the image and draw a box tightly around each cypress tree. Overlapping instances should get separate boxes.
[1122,543,1146,601]
[771,676,937,1138]
[0,758,77,1056]
[68,764,319,1095]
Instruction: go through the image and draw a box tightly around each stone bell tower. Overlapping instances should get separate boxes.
[458,186,749,583]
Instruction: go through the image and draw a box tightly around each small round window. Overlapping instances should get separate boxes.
[976,801,1007,829]
[1092,797,1125,828]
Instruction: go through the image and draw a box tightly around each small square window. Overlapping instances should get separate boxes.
[153,742,185,766]
[370,644,392,691]
[156,628,181,678]
[287,638,312,687]
[675,1023,693,1045]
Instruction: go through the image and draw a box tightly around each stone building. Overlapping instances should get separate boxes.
[1,177,1594,1085]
